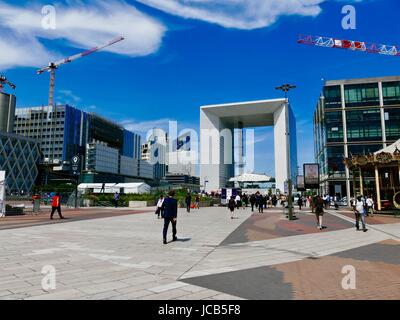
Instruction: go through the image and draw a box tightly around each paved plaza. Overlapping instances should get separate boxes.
[0,205,399,300]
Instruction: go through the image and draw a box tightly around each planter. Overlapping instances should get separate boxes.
[129,201,148,208]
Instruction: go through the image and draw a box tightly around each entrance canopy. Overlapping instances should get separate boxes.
[229,173,273,183]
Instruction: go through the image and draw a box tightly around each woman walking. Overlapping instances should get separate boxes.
[315,195,324,230]
[228,196,236,219]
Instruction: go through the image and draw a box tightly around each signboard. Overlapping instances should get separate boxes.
[303,164,320,189]
[71,155,81,176]
[297,175,306,191]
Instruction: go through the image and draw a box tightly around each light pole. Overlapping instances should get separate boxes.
[276,84,296,221]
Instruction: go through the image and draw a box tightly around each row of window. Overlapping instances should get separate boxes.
[324,81,400,109]
[325,108,400,142]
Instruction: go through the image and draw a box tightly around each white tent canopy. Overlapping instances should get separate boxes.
[374,138,400,155]
[78,183,151,194]
[229,173,273,183]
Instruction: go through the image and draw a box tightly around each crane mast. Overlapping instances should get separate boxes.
[36,36,124,163]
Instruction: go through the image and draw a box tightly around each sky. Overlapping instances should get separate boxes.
[1,0,400,177]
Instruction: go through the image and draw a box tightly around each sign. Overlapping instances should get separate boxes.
[304,163,320,189]
[297,175,306,191]
[71,155,81,176]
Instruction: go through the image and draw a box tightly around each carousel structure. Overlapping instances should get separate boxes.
[344,139,400,211]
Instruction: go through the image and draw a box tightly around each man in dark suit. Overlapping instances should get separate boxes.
[162,190,178,244]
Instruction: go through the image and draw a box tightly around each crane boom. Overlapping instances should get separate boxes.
[0,75,16,93]
[297,34,400,57]
[37,36,125,74]
[36,35,124,163]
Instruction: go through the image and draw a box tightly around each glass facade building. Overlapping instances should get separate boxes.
[0,132,41,195]
[314,76,400,200]
[14,106,144,182]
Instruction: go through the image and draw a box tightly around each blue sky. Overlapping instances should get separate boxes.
[1,0,400,176]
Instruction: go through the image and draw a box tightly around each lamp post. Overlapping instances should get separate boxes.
[276,84,296,221]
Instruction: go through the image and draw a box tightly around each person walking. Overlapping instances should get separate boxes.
[250,194,256,212]
[114,192,120,208]
[297,197,303,211]
[185,193,192,213]
[257,193,264,213]
[235,194,241,210]
[162,190,178,244]
[228,196,236,219]
[354,196,368,232]
[155,195,165,219]
[195,194,200,210]
[366,196,374,217]
[315,195,324,230]
[50,192,64,220]
[272,195,277,207]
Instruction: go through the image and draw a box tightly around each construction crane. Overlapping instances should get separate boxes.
[37,36,125,108]
[0,75,16,93]
[36,36,124,163]
[297,34,400,57]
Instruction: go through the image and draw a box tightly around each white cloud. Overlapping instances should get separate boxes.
[56,89,81,105]
[121,118,172,134]
[137,0,325,30]
[0,0,166,70]
[137,0,366,30]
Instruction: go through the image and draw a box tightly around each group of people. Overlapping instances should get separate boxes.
[227,193,280,218]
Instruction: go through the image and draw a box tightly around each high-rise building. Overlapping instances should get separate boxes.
[314,76,400,200]
[14,105,148,182]
[0,92,16,133]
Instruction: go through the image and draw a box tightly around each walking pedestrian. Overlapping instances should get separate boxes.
[162,190,178,244]
[228,196,236,219]
[366,195,374,217]
[235,194,241,210]
[250,194,256,212]
[354,196,368,232]
[114,192,120,208]
[257,193,264,213]
[315,195,324,230]
[50,192,64,220]
[155,195,165,219]
[195,194,200,210]
[185,193,192,213]
[297,197,303,211]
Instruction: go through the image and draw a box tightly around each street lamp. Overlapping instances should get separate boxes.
[276,84,296,221]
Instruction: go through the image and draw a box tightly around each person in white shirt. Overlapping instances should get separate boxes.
[235,195,241,210]
[156,195,165,219]
[354,196,368,232]
[366,196,374,217]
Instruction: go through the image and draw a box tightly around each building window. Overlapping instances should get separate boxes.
[323,85,342,109]
[348,144,383,156]
[325,111,343,142]
[344,83,379,107]
[384,108,400,141]
[346,109,382,141]
[383,81,400,105]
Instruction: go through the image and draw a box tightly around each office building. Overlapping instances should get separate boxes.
[14,105,149,182]
[0,92,16,133]
[314,76,400,200]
